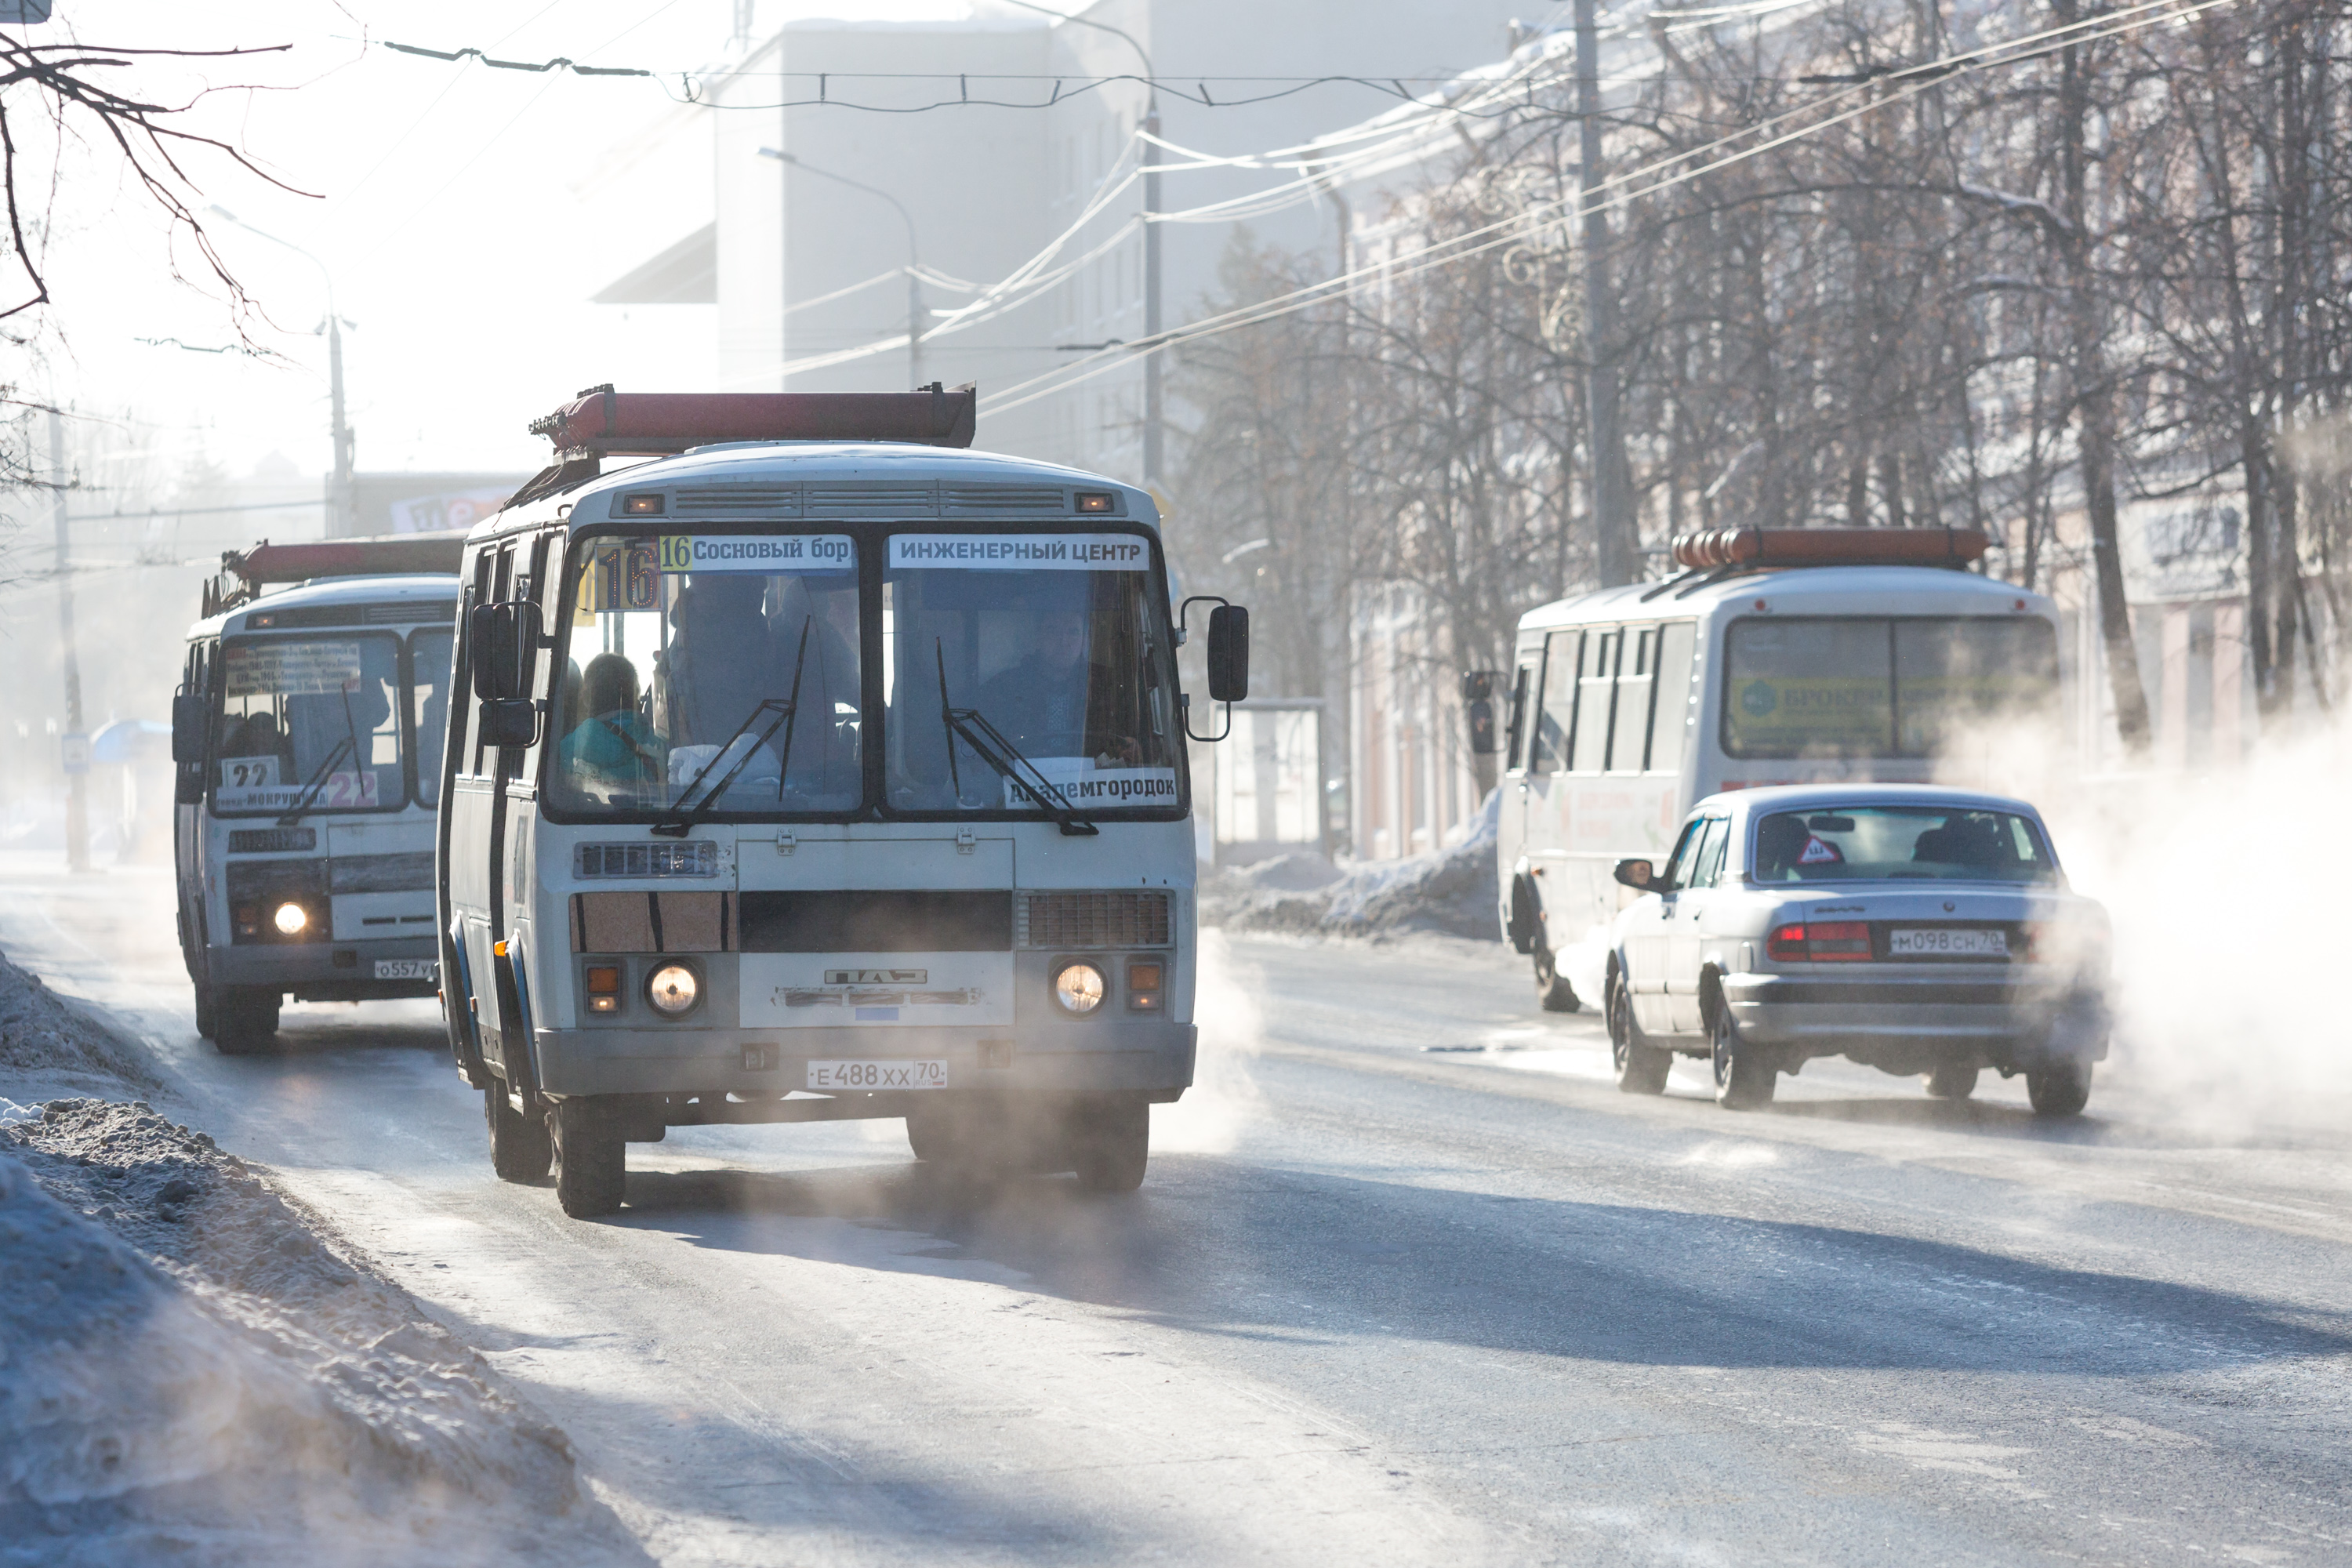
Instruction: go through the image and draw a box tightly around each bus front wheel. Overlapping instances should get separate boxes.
[1069,1098,1149,1195]
[550,1098,626,1217]
[212,987,280,1055]
[1533,945,1581,1013]
[485,1083,553,1183]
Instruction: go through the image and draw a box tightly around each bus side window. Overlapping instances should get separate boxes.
[1504,656,1536,771]
[1649,622,1697,775]
[1530,632,1578,775]
[463,548,499,778]
[506,532,557,785]
[1572,630,1617,772]
[1610,626,1658,772]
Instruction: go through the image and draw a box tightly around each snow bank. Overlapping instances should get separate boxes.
[0,946,639,1567]
[1202,789,1502,940]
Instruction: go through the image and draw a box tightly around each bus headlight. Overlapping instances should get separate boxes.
[646,962,701,1018]
[272,902,309,936]
[1052,960,1106,1016]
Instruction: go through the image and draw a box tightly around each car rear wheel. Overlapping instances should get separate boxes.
[1926,1062,1980,1100]
[550,1098,627,1217]
[1533,945,1581,1013]
[1709,997,1775,1109]
[485,1082,553,1182]
[2027,1059,2092,1117]
[1608,971,1671,1095]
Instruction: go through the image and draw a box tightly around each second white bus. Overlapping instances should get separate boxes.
[1494,528,2064,1012]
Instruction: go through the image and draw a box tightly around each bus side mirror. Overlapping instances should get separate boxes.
[1613,858,1655,890]
[477,698,539,749]
[470,602,543,702]
[1466,699,1498,754]
[1207,604,1249,702]
[171,692,205,764]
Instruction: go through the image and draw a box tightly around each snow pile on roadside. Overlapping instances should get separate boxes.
[0,1100,614,1566]
[1202,789,1501,941]
[0,951,158,1097]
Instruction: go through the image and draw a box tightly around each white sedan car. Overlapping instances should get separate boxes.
[1605,785,2110,1115]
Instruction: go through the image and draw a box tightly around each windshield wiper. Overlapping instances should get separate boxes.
[276,734,355,826]
[651,617,815,838]
[934,640,1098,837]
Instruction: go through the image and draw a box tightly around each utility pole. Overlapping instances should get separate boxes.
[328,312,355,535]
[48,406,88,873]
[1575,0,1639,586]
[1142,91,1162,485]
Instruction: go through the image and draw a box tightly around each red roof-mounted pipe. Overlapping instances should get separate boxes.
[1670,526,1989,572]
[528,383,978,458]
[201,533,466,617]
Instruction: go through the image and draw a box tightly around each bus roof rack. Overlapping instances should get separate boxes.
[1669,526,1989,572]
[202,533,468,617]
[502,383,982,515]
[527,383,978,459]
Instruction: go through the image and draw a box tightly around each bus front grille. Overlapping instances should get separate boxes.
[1018,891,1172,950]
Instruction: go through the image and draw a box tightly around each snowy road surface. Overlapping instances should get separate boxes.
[5,854,2350,1566]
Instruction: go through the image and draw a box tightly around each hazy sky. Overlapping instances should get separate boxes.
[21,2,1032,488]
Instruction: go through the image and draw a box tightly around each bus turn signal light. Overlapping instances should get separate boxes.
[1766,921,1872,962]
[1126,961,1163,1011]
[586,964,622,1013]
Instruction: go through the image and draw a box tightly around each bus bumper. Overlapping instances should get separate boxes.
[205,938,441,1002]
[530,1020,1198,1102]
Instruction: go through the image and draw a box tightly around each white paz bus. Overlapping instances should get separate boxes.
[1490,527,2063,1011]
[172,537,465,1052]
[441,387,1247,1216]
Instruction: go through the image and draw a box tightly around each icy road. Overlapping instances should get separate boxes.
[5,855,2350,1566]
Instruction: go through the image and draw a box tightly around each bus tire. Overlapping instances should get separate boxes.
[1069,1098,1149,1195]
[212,987,280,1055]
[1926,1062,1980,1100]
[192,978,218,1041]
[1608,971,1671,1095]
[550,1098,626,1217]
[1533,945,1581,1013]
[485,1082,553,1183]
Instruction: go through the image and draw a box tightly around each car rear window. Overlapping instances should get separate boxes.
[1751,806,2056,884]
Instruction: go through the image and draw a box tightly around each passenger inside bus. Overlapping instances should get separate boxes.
[224,711,289,763]
[558,653,665,792]
[975,607,1142,767]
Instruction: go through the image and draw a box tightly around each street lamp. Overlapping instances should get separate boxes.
[207,205,356,535]
[757,148,925,391]
[999,0,1159,484]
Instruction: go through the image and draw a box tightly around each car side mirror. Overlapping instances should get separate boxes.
[170,691,206,765]
[1207,604,1249,703]
[1613,857,1656,891]
[477,697,539,749]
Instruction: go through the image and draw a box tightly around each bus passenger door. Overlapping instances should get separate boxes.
[1519,631,1581,942]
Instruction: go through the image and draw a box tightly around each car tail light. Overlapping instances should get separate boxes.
[1766,921,1873,963]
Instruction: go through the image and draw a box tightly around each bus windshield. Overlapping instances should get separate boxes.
[212,634,405,814]
[1722,616,2058,759]
[547,532,862,815]
[882,532,1181,815]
